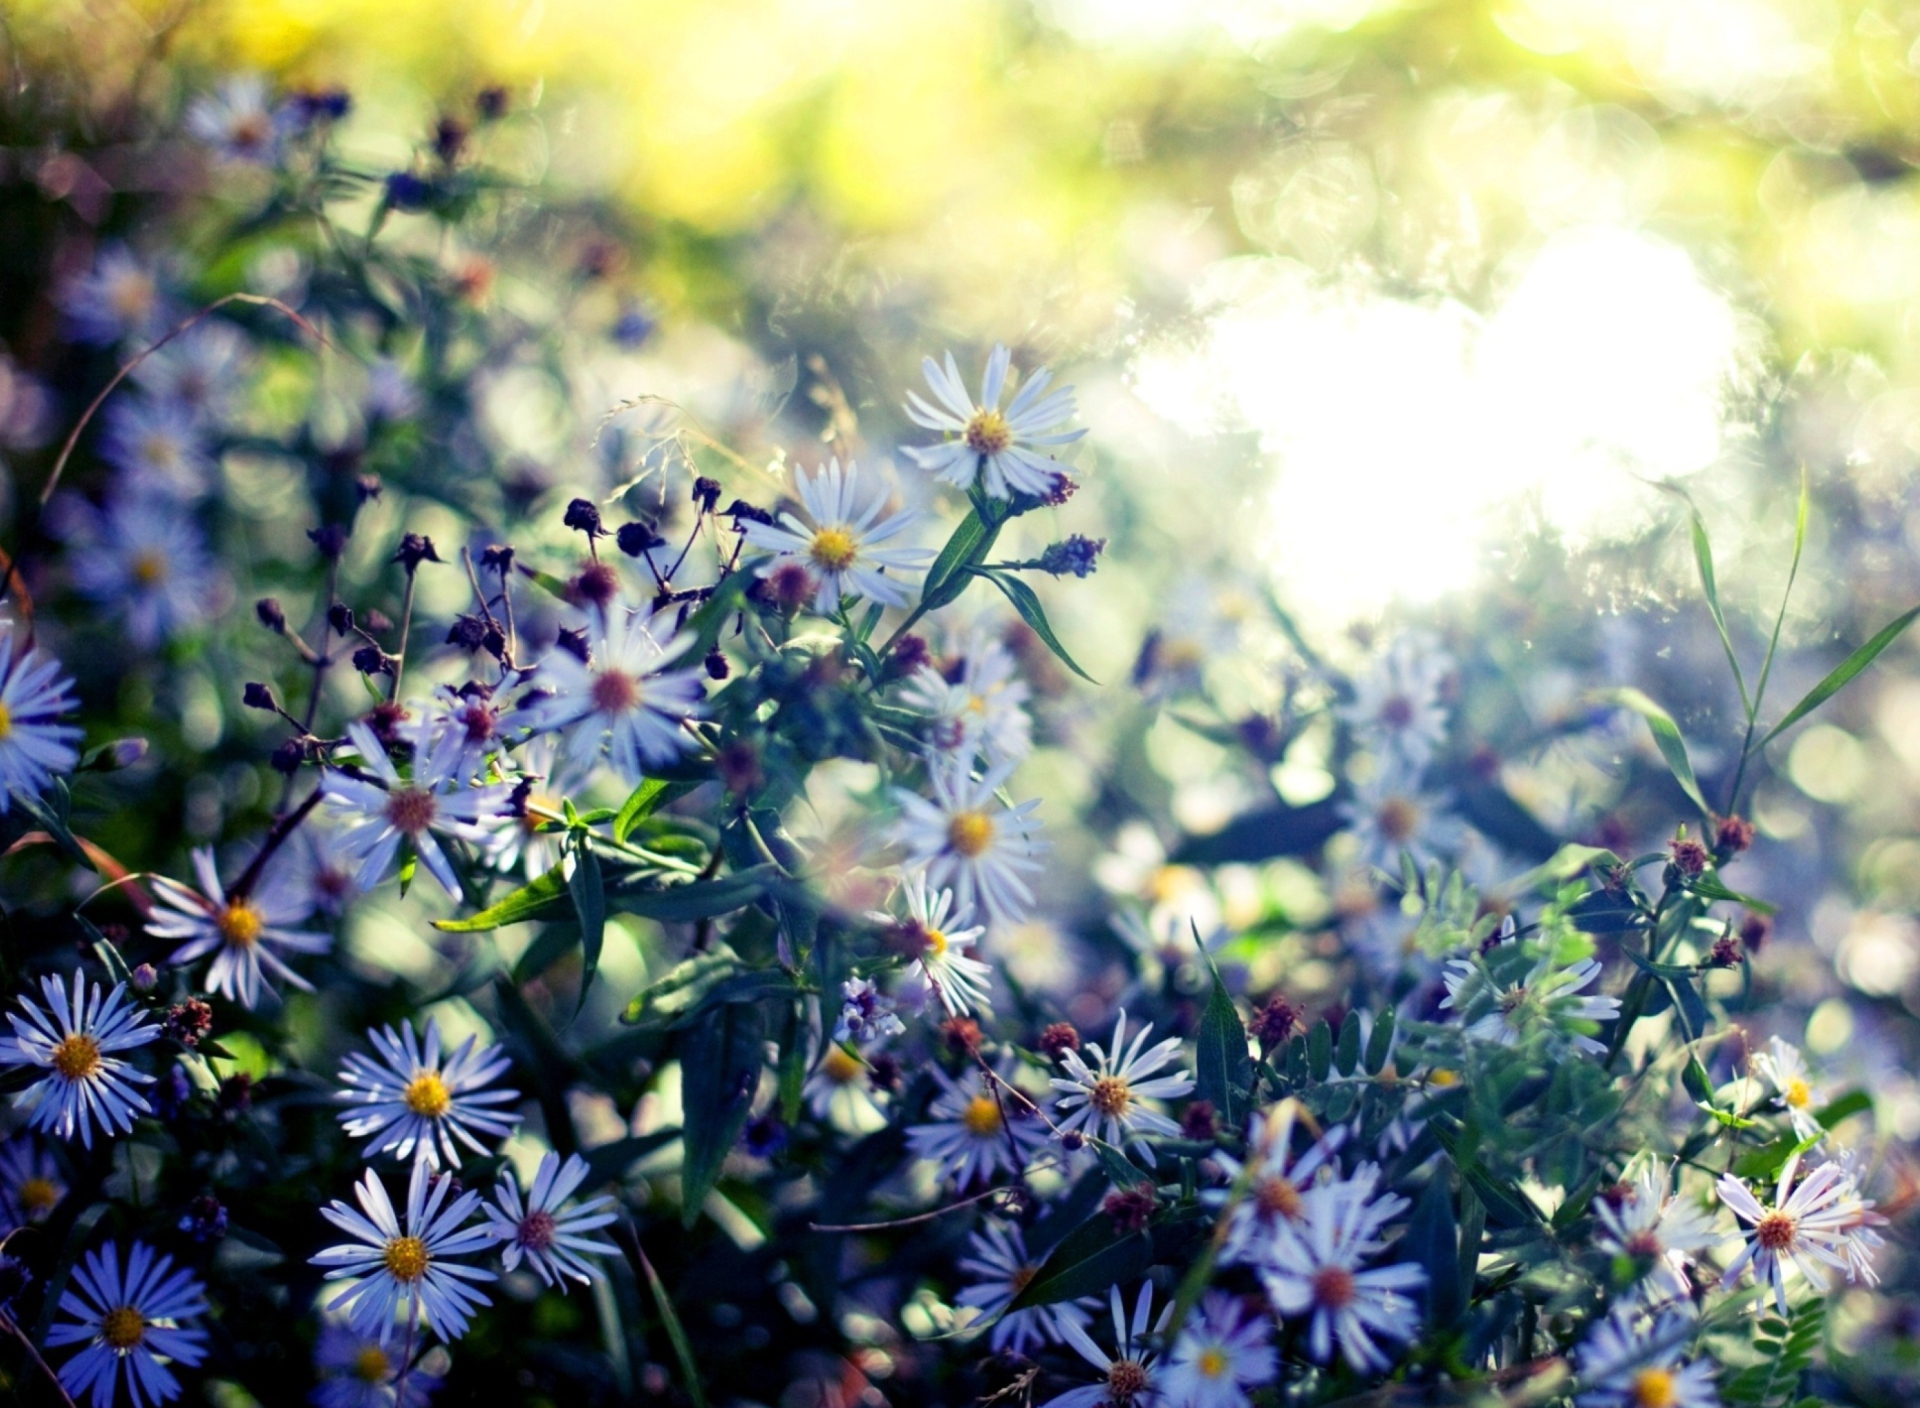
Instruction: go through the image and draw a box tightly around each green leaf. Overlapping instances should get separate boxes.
[432,863,569,931]
[73,915,132,987]
[1404,1171,1462,1328]
[678,1003,765,1228]
[582,1128,682,1185]
[1759,604,1920,749]
[632,1233,709,1408]
[1815,1089,1871,1129]
[1094,1138,1153,1190]
[621,945,743,1027]
[1363,1009,1395,1075]
[614,779,672,844]
[1664,975,1713,1042]
[972,568,1095,682]
[569,836,607,1019]
[1687,875,1778,915]
[606,864,782,923]
[1684,504,1752,717]
[1506,844,1623,897]
[1306,1020,1332,1083]
[1193,943,1253,1131]
[511,922,582,985]
[10,788,93,870]
[1333,1010,1362,1077]
[1613,688,1710,816]
[1007,1215,1152,1310]
[1683,1057,1716,1104]
[920,507,999,613]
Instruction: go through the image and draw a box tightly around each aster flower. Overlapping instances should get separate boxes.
[1045,1283,1169,1408]
[1717,1155,1881,1313]
[956,1220,1094,1354]
[1050,1008,1194,1165]
[1259,1178,1426,1374]
[0,623,81,812]
[906,1064,1046,1188]
[520,608,704,780]
[311,1321,443,1408]
[1134,577,1257,702]
[1592,1160,1719,1299]
[1340,767,1464,871]
[1339,634,1452,774]
[59,245,167,346]
[272,819,362,919]
[48,1240,208,1408]
[185,74,284,164]
[889,756,1047,927]
[60,489,224,649]
[476,736,587,879]
[1208,1104,1345,1267]
[321,721,511,898]
[877,871,992,1016]
[1752,1036,1826,1141]
[312,1160,498,1344]
[739,458,930,615]
[146,846,330,1008]
[1441,944,1620,1057]
[482,1151,619,1291]
[802,1041,888,1133]
[1164,1292,1278,1408]
[905,344,1085,500]
[336,1018,521,1169]
[833,977,904,1045]
[129,321,246,425]
[100,398,214,499]
[0,1134,65,1228]
[899,630,1033,766]
[421,686,513,781]
[0,972,158,1148]
[1574,1307,1721,1408]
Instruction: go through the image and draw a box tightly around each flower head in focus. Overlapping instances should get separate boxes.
[1043,1282,1169,1408]
[900,630,1033,767]
[0,973,158,1148]
[1259,1176,1425,1374]
[905,344,1084,500]
[879,871,992,1016]
[739,459,930,615]
[49,1240,208,1408]
[482,1151,619,1291]
[147,846,330,1008]
[1753,1036,1826,1142]
[521,608,704,780]
[1717,1155,1881,1313]
[336,1017,520,1169]
[890,756,1046,927]
[1050,1008,1194,1165]
[907,1063,1045,1188]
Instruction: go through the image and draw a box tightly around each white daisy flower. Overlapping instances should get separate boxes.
[312,1160,498,1344]
[1259,1177,1426,1374]
[1592,1160,1719,1299]
[1339,634,1452,774]
[899,630,1033,766]
[146,846,329,1008]
[905,344,1084,500]
[1441,946,1620,1057]
[739,458,930,615]
[955,1220,1094,1355]
[906,1064,1046,1189]
[0,623,81,812]
[889,756,1046,927]
[0,1134,64,1228]
[1164,1292,1278,1408]
[0,972,157,1148]
[482,1151,619,1291]
[185,74,284,164]
[61,489,224,649]
[1050,1008,1194,1165]
[421,685,514,781]
[1340,767,1464,872]
[802,1041,888,1133]
[59,244,167,346]
[1044,1282,1169,1408]
[336,1017,521,1170]
[321,720,511,898]
[48,1239,208,1408]
[1574,1306,1721,1408]
[877,872,992,1016]
[1752,1036,1825,1142]
[477,735,588,879]
[1717,1155,1880,1313]
[100,397,213,500]
[311,1321,443,1408]
[1208,1104,1345,1267]
[520,608,704,780]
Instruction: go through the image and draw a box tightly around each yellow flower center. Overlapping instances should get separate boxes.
[353,1345,391,1383]
[1159,637,1205,671]
[382,1235,430,1283]
[1089,1075,1132,1118]
[961,1093,1002,1136]
[403,1072,452,1118]
[946,811,995,858]
[217,900,263,948]
[51,1034,102,1081]
[100,1305,146,1351]
[966,693,987,714]
[0,702,12,741]
[822,1044,863,1085]
[141,434,180,470]
[1784,1077,1811,1109]
[925,927,950,957]
[964,409,1012,457]
[18,1177,59,1214]
[590,669,642,716]
[1632,1368,1677,1408]
[808,526,858,573]
[1197,1347,1230,1379]
[132,551,167,586]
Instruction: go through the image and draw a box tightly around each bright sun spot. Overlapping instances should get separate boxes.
[1132,226,1751,625]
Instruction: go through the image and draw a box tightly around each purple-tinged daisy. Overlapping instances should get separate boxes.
[0,623,81,812]
[60,490,224,649]
[321,720,510,898]
[49,1240,208,1408]
[520,608,704,781]
[337,1017,520,1169]
[0,973,157,1148]
[482,1151,618,1291]
[889,755,1046,927]
[739,458,929,616]
[146,846,330,1008]
[59,245,168,347]
[311,1320,444,1408]
[905,345,1085,500]
[1049,1008,1193,1166]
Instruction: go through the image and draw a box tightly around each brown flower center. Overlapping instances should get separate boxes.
[1376,796,1419,843]
[1255,1175,1303,1220]
[1088,1075,1132,1118]
[51,1033,102,1081]
[384,785,437,835]
[403,1072,452,1118]
[131,552,168,586]
[964,409,1012,457]
[1106,1359,1149,1402]
[1755,1210,1797,1251]
[354,1346,391,1383]
[590,669,641,716]
[382,1235,430,1282]
[18,1177,59,1214]
[1311,1264,1357,1309]
[946,811,995,858]
[519,1209,558,1251]
[100,1305,146,1351]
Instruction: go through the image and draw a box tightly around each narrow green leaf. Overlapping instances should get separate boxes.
[1192,940,1252,1131]
[621,945,742,1027]
[606,864,781,923]
[1007,1216,1152,1310]
[569,836,607,1018]
[1759,604,1920,748]
[633,1233,709,1408]
[1333,1010,1361,1077]
[1815,1089,1871,1129]
[614,779,671,844]
[1094,1139,1153,1190]
[432,864,569,931]
[74,915,132,987]
[973,568,1096,682]
[1688,508,1751,717]
[1613,688,1709,815]
[920,507,997,612]
[678,1003,765,1228]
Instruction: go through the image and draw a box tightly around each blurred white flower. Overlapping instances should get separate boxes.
[740,458,930,615]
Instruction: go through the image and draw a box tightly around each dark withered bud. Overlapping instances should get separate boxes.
[617,521,667,557]
[884,633,931,683]
[1038,1022,1080,1061]
[564,498,604,537]
[476,86,510,121]
[1040,473,1077,506]
[724,499,774,527]
[447,615,490,652]
[368,700,410,746]
[717,739,763,795]
[556,626,591,663]
[1060,1129,1087,1153]
[433,116,467,162]
[765,561,815,613]
[362,609,394,635]
[1740,912,1771,953]
[481,543,515,573]
[704,647,730,681]
[867,1053,902,1093]
[308,524,350,560]
[393,533,441,570]
[1669,836,1709,878]
[1103,1186,1158,1233]
[1715,815,1756,855]
[130,963,159,993]
[1708,934,1742,968]
[217,1073,253,1116]
[573,561,619,609]
[270,739,306,775]
[942,1017,983,1056]
[691,476,722,512]
[255,598,286,632]
[482,624,507,660]
[1037,535,1106,578]
[164,999,213,1049]
[242,682,277,712]
[1250,994,1299,1047]
[179,1193,228,1243]
[353,645,393,677]
[328,603,354,635]
[356,474,383,503]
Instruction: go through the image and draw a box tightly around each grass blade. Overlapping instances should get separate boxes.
[1758,604,1920,749]
[1612,688,1709,816]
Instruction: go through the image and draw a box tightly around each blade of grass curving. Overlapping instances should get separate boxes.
[1688,509,1750,718]
[1612,689,1709,816]
[1757,603,1920,750]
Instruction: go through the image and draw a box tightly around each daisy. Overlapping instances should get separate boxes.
[802,1041,888,1133]
[48,1240,208,1408]
[321,720,511,898]
[1592,1160,1719,1299]
[956,1220,1094,1354]
[312,1160,498,1344]
[1716,1154,1878,1313]
[129,320,247,425]
[905,345,1085,500]
[1050,1008,1194,1165]
[877,872,992,1016]
[1442,946,1620,1057]
[1752,1036,1825,1141]
[478,736,589,878]
[311,1321,443,1408]
[899,630,1033,766]
[0,623,81,812]
[1133,577,1254,702]
[1339,634,1452,775]
[889,756,1047,927]
[1260,1178,1426,1374]
[271,820,362,920]
[519,608,704,780]
[1207,1104,1345,1267]
[0,972,157,1148]
[1163,1292,1277,1408]
[146,846,330,1008]
[422,685,513,782]
[336,1018,521,1169]
[100,397,214,499]
[185,74,284,164]
[1045,1283,1169,1408]
[483,1151,619,1291]
[61,490,224,649]
[906,1064,1046,1188]
[0,1134,65,1228]
[1340,767,1464,871]
[59,244,167,346]
[1574,1306,1721,1408]
[739,458,930,616]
